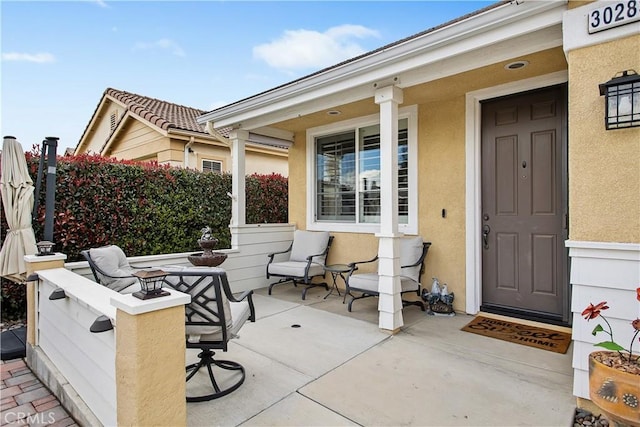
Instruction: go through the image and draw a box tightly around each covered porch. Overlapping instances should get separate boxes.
[16,262,575,426]
[17,249,575,426]
[186,287,576,426]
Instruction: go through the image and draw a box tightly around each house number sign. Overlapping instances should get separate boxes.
[588,0,639,34]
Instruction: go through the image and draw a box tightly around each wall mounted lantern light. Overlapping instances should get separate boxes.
[132,269,170,300]
[599,70,640,130]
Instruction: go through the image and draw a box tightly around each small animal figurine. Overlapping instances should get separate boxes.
[440,284,454,306]
[200,226,213,241]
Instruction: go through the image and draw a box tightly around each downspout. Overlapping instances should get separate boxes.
[206,121,231,147]
[184,136,195,168]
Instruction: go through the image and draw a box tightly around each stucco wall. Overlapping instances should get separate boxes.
[288,133,307,229]
[245,148,288,176]
[419,98,468,310]
[567,34,640,243]
[190,143,288,175]
[284,44,569,314]
[192,144,229,171]
[85,116,288,175]
[288,99,470,311]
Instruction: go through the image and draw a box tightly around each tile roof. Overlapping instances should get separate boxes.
[105,88,230,137]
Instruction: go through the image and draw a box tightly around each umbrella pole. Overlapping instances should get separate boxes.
[43,137,58,242]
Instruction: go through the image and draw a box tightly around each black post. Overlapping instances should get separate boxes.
[43,137,58,242]
[32,141,46,218]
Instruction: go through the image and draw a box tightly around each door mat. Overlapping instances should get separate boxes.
[461,315,571,354]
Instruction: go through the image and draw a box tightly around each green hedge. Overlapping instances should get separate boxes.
[5,152,288,262]
[1,153,288,321]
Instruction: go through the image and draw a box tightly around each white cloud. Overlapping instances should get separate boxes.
[2,52,55,63]
[133,38,185,57]
[92,0,109,8]
[253,24,379,71]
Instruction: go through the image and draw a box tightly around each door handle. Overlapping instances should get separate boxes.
[482,225,491,249]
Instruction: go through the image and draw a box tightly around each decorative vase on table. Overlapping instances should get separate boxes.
[582,290,640,427]
[187,226,227,267]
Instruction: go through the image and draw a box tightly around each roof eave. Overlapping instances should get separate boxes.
[197,0,567,129]
[75,91,114,154]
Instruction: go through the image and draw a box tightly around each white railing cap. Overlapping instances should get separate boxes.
[111,289,190,315]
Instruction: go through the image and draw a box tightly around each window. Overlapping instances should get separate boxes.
[202,159,222,174]
[307,106,417,234]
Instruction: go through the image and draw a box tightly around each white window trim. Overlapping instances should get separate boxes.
[306,105,418,234]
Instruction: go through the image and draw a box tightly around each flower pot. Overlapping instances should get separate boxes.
[589,351,640,426]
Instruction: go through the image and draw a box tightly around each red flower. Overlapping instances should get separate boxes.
[636,287,640,302]
[632,319,640,332]
[582,302,609,320]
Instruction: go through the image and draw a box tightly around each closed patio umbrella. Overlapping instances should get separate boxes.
[0,136,37,282]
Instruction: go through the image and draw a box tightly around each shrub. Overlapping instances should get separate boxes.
[5,152,288,262]
[1,152,288,320]
[0,279,26,322]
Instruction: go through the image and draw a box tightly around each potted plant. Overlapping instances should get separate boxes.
[581,287,640,426]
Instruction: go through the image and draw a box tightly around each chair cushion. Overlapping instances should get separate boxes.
[267,261,325,278]
[348,273,419,294]
[192,300,251,343]
[89,245,138,292]
[400,276,420,293]
[289,230,330,264]
[400,237,424,282]
[348,273,379,294]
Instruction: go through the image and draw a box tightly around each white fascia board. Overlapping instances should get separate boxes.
[198,0,566,130]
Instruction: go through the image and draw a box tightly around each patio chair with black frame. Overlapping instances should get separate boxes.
[344,237,432,312]
[266,230,334,300]
[160,267,255,402]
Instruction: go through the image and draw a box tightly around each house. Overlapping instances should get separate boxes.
[197,0,639,407]
[73,88,289,175]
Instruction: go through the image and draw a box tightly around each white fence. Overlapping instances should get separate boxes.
[65,223,296,293]
[28,223,296,425]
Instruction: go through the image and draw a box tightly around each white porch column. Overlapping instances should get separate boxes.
[374,85,404,333]
[229,129,247,229]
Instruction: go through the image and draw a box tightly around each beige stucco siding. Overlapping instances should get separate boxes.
[189,143,288,175]
[418,97,468,310]
[156,139,188,166]
[285,48,569,313]
[567,34,640,243]
[289,100,469,311]
[193,145,228,171]
[245,149,288,176]
[288,133,307,228]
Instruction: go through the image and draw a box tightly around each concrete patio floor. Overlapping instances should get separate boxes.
[187,285,576,426]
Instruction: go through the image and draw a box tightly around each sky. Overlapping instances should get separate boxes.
[1,0,494,154]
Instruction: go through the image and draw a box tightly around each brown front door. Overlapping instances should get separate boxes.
[481,85,569,325]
